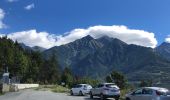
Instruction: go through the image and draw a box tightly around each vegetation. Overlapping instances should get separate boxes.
[0,37,61,84]
[35,85,69,93]
[139,80,153,87]
[61,67,99,88]
[106,71,127,89]
[51,85,69,93]
[0,37,99,86]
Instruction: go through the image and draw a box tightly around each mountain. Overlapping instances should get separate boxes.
[43,35,103,67]
[156,42,170,60]
[32,46,46,52]
[20,43,32,51]
[20,43,46,52]
[43,35,170,83]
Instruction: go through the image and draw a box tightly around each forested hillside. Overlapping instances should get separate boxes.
[0,37,60,84]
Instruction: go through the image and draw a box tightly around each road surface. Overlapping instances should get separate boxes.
[0,89,112,100]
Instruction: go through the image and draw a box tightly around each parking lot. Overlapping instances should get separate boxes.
[0,89,114,100]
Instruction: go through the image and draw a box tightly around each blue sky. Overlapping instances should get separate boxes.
[0,0,170,48]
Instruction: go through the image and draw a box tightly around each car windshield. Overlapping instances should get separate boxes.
[84,85,92,89]
[105,84,116,88]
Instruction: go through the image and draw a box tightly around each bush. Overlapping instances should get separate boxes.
[51,85,69,93]
[106,71,127,89]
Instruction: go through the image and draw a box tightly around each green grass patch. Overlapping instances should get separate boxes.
[119,89,130,100]
[0,92,4,96]
[35,85,69,93]
[34,85,55,91]
[51,85,69,93]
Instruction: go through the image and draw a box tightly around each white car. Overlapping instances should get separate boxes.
[90,83,120,100]
[125,87,170,100]
[70,84,92,96]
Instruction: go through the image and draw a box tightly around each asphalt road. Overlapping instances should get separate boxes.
[0,89,113,100]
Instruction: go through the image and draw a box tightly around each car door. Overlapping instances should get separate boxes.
[141,88,153,100]
[92,85,99,95]
[97,84,104,95]
[93,84,102,95]
[71,85,77,94]
[72,85,77,94]
[75,85,82,94]
[131,88,143,100]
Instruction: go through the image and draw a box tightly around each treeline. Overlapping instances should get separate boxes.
[61,67,99,87]
[0,37,98,86]
[0,36,60,84]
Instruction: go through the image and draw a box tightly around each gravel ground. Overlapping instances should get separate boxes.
[0,89,110,100]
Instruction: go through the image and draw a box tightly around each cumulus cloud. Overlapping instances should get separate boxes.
[56,25,157,48]
[7,30,57,48]
[0,25,157,48]
[24,3,35,10]
[165,35,170,43]
[7,0,18,3]
[0,8,6,29]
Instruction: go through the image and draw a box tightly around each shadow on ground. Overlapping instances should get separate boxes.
[67,94,113,100]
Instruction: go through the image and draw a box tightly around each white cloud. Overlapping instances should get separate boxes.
[0,25,157,48]
[7,30,57,48]
[165,35,170,43]
[7,0,18,3]
[0,33,5,37]
[24,3,35,10]
[56,25,157,48]
[0,8,6,29]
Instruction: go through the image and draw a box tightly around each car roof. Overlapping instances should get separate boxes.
[102,83,116,85]
[78,84,90,85]
[144,87,169,91]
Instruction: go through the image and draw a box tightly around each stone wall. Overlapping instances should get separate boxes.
[2,84,10,93]
[13,84,39,90]
[1,84,39,93]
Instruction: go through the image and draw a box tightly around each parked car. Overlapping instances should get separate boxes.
[125,87,170,100]
[90,83,120,100]
[70,84,92,96]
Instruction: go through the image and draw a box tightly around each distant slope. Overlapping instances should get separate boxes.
[43,35,170,83]
[32,46,46,52]
[20,43,46,52]
[156,42,170,60]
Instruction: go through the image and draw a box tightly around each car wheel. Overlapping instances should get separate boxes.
[100,93,105,100]
[79,91,83,96]
[90,91,93,99]
[126,97,131,100]
[70,90,73,96]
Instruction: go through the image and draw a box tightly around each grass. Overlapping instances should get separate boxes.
[120,89,130,100]
[35,85,69,93]
[119,86,135,100]
[51,85,69,93]
[0,92,4,96]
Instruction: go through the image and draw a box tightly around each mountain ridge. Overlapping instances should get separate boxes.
[43,35,170,83]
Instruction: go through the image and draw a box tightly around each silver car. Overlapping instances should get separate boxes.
[70,84,92,96]
[90,83,120,100]
[125,87,170,100]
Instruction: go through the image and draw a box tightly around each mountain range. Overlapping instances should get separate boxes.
[156,42,170,60]
[41,35,170,84]
[20,43,46,52]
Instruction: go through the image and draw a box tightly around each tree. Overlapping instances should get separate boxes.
[139,80,152,87]
[39,53,61,84]
[106,71,127,89]
[61,67,74,87]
